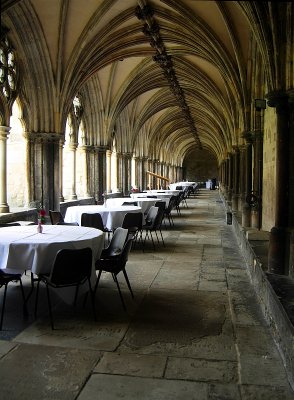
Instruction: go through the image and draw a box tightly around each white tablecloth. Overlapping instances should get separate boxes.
[130,192,173,206]
[0,225,104,275]
[106,197,157,214]
[169,182,196,190]
[64,205,142,230]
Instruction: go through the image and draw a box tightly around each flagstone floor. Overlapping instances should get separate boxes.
[0,190,293,400]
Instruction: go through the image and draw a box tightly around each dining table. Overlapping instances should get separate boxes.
[105,197,158,214]
[64,204,142,230]
[130,191,177,206]
[0,224,104,275]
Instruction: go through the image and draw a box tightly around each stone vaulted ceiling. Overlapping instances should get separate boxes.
[2,0,252,165]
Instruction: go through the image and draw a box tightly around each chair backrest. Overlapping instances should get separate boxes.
[122,212,143,230]
[154,201,166,211]
[153,207,165,229]
[104,227,128,257]
[165,196,177,212]
[145,206,159,227]
[81,213,104,230]
[0,222,21,227]
[122,201,138,206]
[57,221,79,226]
[50,247,92,286]
[118,238,134,268]
[49,210,64,225]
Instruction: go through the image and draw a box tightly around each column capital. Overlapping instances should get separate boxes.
[266,90,289,112]
[241,130,253,144]
[0,125,10,139]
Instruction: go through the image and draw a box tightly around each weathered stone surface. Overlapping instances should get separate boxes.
[0,190,293,399]
[240,384,294,400]
[165,357,238,383]
[239,354,290,386]
[0,343,100,400]
[94,352,166,378]
[77,374,208,400]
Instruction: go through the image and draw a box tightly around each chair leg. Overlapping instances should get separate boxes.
[112,273,126,311]
[0,284,8,330]
[73,284,80,307]
[159,229,165,246]
[88,279,96,321]
[34,279,41,317]
[45,284,54,330]
[93,270,103,295]
[122,269,134,298]
[19,278,28,316]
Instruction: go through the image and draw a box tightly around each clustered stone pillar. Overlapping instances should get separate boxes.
[68,141,78,200]
[231,147,240,212]
[106,149,112,193]
[116,152,123,193]
[97,147,107,201]
[80,145,92,198]
[241,133,253,227]
[267,91,291,274]
[59,139,65,202]
[0,126,10,212]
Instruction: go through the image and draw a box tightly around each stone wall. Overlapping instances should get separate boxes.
[183,149,218,182]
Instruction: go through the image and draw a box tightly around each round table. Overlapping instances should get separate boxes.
[64,205,142,230]
[0,224,104,275]
[106,197,158,214]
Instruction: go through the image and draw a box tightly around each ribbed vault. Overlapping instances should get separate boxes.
[3,0,282,167]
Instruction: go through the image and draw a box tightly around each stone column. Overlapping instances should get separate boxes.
[142,156,148,190]
[238,145,247,212]
[231,147,240,211]
[59,139,65,202]
[267,92,291,274]
[241,133,253,227]
[123,153,132,195]
[116,152,123,193]
[97,147,107,201]
[80,145,92,197]
[68,142,78,200]
[227,153,233,203]
[23,131,35,207]
[131,156,138,188]
[111,150,118,192]
[0,126,10,212]
[106,149,112,193]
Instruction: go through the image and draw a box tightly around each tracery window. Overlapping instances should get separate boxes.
[0,33,17,102]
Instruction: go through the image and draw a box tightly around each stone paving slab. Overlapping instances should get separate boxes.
[165,356,238,383]
[239,354,291,387]
[77,374,208,400]
[240,384,294,400]
[94,352,167,378]
[0,343,100,400]
[14,316,131,351]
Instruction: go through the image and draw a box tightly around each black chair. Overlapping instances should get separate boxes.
[81,212,112,244]
[121,212,143,244]
[50,210,79,226]
[163,196,177,227]
[141,206,159,250]
[49,210,64,224]
[94,238,134,310]
[122,201,138,206]
[0,222,21,227]
[34,247,95,329]
[0,270,28,330]
[100,227,128,259]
